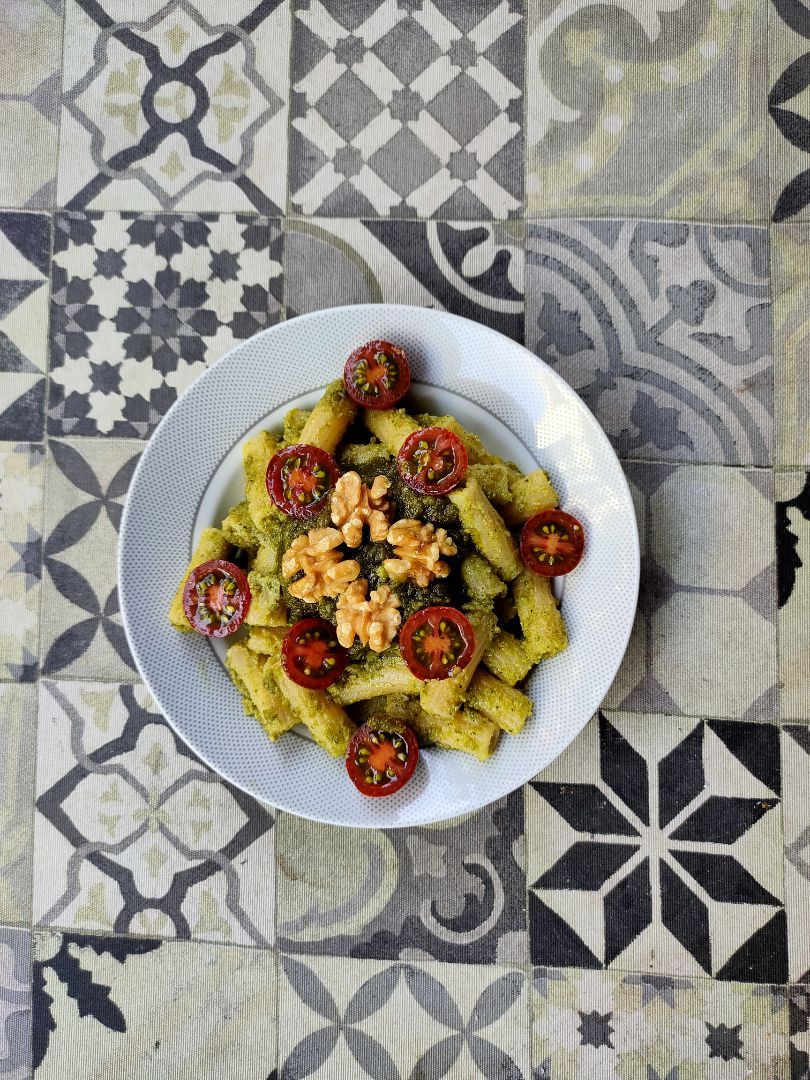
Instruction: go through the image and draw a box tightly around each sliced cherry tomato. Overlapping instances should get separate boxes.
[182,559,250,638]
[346,723,419,797]
[344,340,411,409]
[520,509,585,576]
[399,606,475,681]
[266,444,340,519]
[282,617,348,689]
[397,427,468,495]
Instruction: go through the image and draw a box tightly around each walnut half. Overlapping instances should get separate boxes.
[330,471,392,547]
[383,519,457,588]
[281,527,360,602]
[335,579,401,653]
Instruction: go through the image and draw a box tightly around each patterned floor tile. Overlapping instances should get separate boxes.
[783,727,810,983]
[769,1,810,223]
[777,472,810,721]
[276,791,526,965]
[0,927,31,1080]
[58,0,290,212]
[48,212,282,438]
[285,218,524,341]
[0,1,62,209]
[790,987,810,1080]
[525,221,772,466]
[0,687,36,927]
[289,0,523,218]
[605,462,777,719]
[0,213,50,442]
[526,711,786,981]
[531,968,789,1080]
[32,930,276,1078]
[526,0,767,221]
[773,227,810,467]
[40,438,140,679]
[278,955,529,1080]
[0,443,44,682]
[33,681,274,946]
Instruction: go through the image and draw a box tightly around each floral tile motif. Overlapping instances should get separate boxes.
[276,791,526,965]
[525,221,772,466]
[48,212,282,438]
[32,930,277,1078]
[605,463,777,719]
[526,711,786,981]
[0,927,31,1080]
[525,0,767,221]
[0,686,36,926]
[790,987,810,1080]
[278,955,529,1080]
[289,0,523,218]
[0,1,62,209]
[58,0,290,212]
[769,0,810,222]
[783,727,810,983]
[33,681,275,945]
[0,443,44,682]
[285,218,524,341]
[531,967,789,1080]
[40,439,140,679]
[778,472,810,721]
[773,227,810,467]
[0,213,50,442]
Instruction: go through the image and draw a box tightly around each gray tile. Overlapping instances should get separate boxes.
[0,443,44,683]
[0,927,31,1080]
[0,687,36,927]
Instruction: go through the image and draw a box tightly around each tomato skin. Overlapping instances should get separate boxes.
[282,617,348,689]
[397,427,468,495]
[520,509,585,577]
[399,606,476,681]
[182,559,250,638]
[344,340,410,409]
[346,724,419,796]
[266,444,340,520]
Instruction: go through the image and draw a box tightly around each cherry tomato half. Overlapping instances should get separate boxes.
[520,509,585,577]
[266,444,340,520]
[346,723,419,797]
[399,606,476,681]
[344,340,410,409]
[397,427,468,495]
[183,559,250,638]
[282,617,349,690]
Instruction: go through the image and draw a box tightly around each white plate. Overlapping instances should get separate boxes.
[119,305,639,828]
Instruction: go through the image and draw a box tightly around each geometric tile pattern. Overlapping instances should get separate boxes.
[0,0,62,209]
[48,212,283,437]
[790,987,810,1080]
[278,955,529,1080]
[531,967,790,1080]
[284,218,525,341]
[276,789,525,965]
[527,712,786,982]
[58,0,291,212]
[0,442,44,682]
[0,686,37,926]
[769,0,810,223]
[32,929,277,1078]
[605,463,778,720]
[33,681,274,946]
[289,0,523,218]
[0,212,50,441]
[0,927,31,1080]
[777,471,810,721]
[782,727,810,984]
[40,439,141,679]
[772,225,810,466]
[526,221,772,466]
[526,0,768,222]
